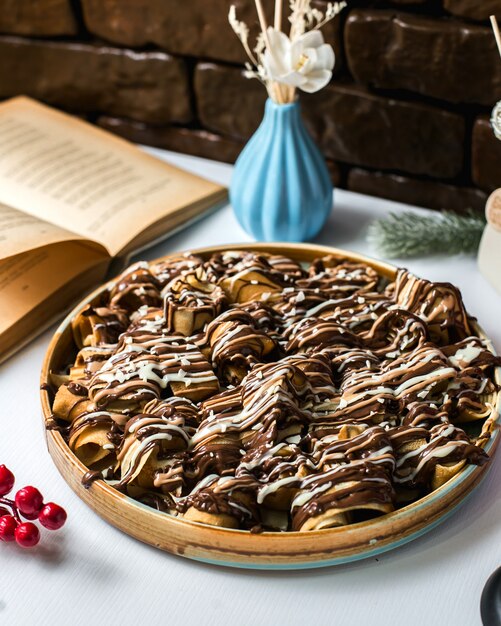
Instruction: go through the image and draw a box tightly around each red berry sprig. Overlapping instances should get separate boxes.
[0,465,67,548]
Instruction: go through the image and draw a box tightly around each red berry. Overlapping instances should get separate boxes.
[15,486,44,518]
[0,465,15,496]
[15,522,40,548]
[0,515,18,542]
[0,506,10,517]
[38,503,67,530]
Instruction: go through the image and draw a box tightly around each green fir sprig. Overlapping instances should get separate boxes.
[367,210,486,259]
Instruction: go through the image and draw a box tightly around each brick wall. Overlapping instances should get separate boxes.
[1,0,501,213]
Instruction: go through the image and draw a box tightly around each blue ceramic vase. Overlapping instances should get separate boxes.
[230,98,333,242]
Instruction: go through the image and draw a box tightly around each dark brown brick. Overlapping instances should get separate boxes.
[325,160,342,187]
[0,0,77,36]
[195,64,465,178]
[345,10,501,105]
[348,168,486,214]
[472,116,501,192]
[0,37,192,124]
[97,116,245,164]
[195,63,265,139]
[308,85,465,178]
[443,0,501,22]
[81,0,342,69]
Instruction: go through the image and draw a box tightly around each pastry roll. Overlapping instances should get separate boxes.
[392,423,488,489]
[163,266,227,336]
[393,269,471,344]
[218,257,285,304]
[88,350,161,411]
[292,426,395,530]
[236,300,284,340]
[240,442,311,511]
[363,309,428,358]
[179,474,258,529]
[205,250,286,284]
[204,250,254,282]
[53,381,94,422]
[306,256,380,297]
[117,399,196,487]
[70,345,116,380]
[71,304,129,349]
[151,453,188,497]
[267,254,306,280]
[108,262,162,311]
[285,317,361,354]
[304,292,391,334]
[283,352,336,404]
[204,309,277,384]
[191,387,244,475]
[152,337,220,402]
[182,501,240,529]
[150,253,204,287]
[69,410,117,469]
[116,313,220,402]
[291,464,394,531]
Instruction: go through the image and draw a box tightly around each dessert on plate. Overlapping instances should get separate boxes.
[46,250,499,532]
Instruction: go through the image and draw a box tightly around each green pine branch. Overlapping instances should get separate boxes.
[367,210,486,259]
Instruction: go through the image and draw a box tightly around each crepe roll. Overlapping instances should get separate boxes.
[53,381,94,422]
[72,304,129,349]
[109,262,162,311]
[163,266,227,336]
[204,309,277,385]
[219,266,284,304]
[292,466,394,532]
[69,410,116,469]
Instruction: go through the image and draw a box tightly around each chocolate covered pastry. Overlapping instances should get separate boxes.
[47,251,500,532]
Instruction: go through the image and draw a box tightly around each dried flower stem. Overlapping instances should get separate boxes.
[254,0,270,45]
[254,0,287,103]
[274,0,283,30]
[490,15,501,59]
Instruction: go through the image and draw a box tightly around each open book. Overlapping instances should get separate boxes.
[0,97,227,363]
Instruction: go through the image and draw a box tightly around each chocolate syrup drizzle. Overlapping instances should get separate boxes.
[49,251,499,531]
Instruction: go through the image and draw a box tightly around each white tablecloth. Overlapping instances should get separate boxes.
[2,148,500,626]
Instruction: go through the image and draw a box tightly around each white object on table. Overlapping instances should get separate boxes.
[1,147,500,626]
[479,189,501,296]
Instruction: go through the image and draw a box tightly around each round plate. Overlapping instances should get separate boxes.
[40,243,501,569]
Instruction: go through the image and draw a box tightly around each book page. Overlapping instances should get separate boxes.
[0,201,108,353]
[0,202,95,259]
[0,97,226,257]
[0,242,108,336]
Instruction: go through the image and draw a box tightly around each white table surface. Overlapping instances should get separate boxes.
[2,148,500,626]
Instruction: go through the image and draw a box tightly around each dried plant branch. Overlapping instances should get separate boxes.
[228,6,260,67]
[313,2,347,31]
[289,0,309,40]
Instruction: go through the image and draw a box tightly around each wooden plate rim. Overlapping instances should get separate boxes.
[40,243,501,567]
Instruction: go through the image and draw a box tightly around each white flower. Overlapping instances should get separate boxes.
[263,28,335,93]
